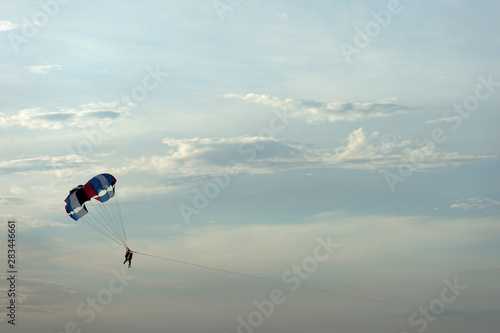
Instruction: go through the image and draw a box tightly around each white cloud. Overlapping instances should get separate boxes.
[0,154,91,174]
[0,197,25,205]
[0,20,19,31]
[0,214,72,228]
[117,137,255,177]
[0,130,495,212]
[9,185,28,196]
[25,64,62,74]
[0,103,128,130]
[334,127,380,159]
[451,197,500,210]
[425,116,462,125]
[117,128,497,179]
[226,93,413,124]
[120,184,180,197]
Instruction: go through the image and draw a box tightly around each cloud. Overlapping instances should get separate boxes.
[0,205,76,228]
[0,154,93,176]
[0,20,19,31]
[450,197,500,210]
[0,197,25,205]
[117,128,497,179]
[25,64,62,74]
[5,215,73,228]
[425,116,462,125]
[0,103,127,130]
[120,184,180,197]
[225,93,414,124]
[0,278,77,314]
[1,130,495,211]
[117,137,260,177]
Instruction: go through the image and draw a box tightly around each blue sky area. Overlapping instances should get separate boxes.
[0,1,499,332]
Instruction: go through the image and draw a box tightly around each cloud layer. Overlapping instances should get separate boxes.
[226,93,415,124]
[0,103,127,130]
[451,197,500,210]
[117,128,496,179]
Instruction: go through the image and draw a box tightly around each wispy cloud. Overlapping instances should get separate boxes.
[451,197,500,210]
[0,20,19,31]
[0,213,73,228]
[0,103,127,130]
[25,64,62,74]
[0,154,91,174]
[120,184,180,197]
[425,116,462,125]
[0,197,25,205]
[226,93,414,124]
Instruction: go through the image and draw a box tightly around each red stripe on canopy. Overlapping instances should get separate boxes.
[83,182,100,202]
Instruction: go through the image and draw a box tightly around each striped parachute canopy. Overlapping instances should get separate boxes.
[64,173,128,248]
[65,173,116,221]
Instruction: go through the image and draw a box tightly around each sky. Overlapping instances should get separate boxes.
[0,0,499,332]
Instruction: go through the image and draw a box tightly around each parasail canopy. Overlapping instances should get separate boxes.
[64,173,128,248]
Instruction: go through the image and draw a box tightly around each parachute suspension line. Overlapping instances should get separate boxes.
[105,186,126,247]
[94,200,124,246]
[114,193,128,247]
[88,202,124,245]
[79,187,129,249]
[134,252,415,309]
[108,188,128,247]
[79,213,126,248]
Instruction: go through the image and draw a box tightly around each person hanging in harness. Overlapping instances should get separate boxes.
[123,248,133,268]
